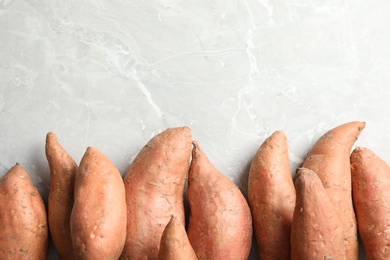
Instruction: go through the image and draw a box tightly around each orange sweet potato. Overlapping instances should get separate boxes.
[248,130,295,260]
[291,167,345,259]
[120,126,192,260]
[45,132,77,260]
[0,163,49,259]
[350,147,390,259]
[187,141,252,260]
[70,147,126,260]
[302,121,365,259]
[158,216,198,260]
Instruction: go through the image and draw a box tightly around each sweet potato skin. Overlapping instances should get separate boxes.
[350,147,390,259]
[248,130,295,260]
[120,127,192,260]
[158,216,198,260]
[187,141,252,260]
[45,132,77,260]
[70,147,126,260]
[291,167,345,260]
[302,121,365,259]
[0,163,48,259]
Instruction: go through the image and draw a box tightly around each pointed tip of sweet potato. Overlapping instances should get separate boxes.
[159,215,197,260]
[191,141,208,162]
[5,163,28,179]
[46,132,58,144]
[83,146,107,159]
[295,167,319,186]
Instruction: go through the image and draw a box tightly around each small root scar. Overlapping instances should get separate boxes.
[146,182,159,187]
[368,223,375,231]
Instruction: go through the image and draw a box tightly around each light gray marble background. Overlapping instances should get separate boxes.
[1,0,390,258]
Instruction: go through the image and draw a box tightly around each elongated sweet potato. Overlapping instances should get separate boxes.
[70,147,126,260]
[120,126,192,260]
[302,121,365,259]
[291,167,345,259]
[0,163,49,259]
[350,147,390,259]
[158,216,198,260]
[45,132,77,260]
[248,130,295,260]
[187,141,252,260]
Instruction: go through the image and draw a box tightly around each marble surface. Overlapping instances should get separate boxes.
[1,0,390,258]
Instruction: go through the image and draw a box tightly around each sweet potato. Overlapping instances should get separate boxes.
[0,163,49,259]
[350,147,390,259]
[45,132,77,260]
[158,216,198,260]
[248,130,295,260]
[120,126,192,260]
[187,141,252,260]
[302,121,365,259]
[70,147,126,260]
[291,167,345,259]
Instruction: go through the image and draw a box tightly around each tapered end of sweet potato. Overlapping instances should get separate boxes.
[306,121,365,157]
[1,163,29,182]
[268,130,287,143]
[189,141,215,183]
[78,146,118,178]
[81,147,105,165]
[191,141,210,162]
[255,130,288,159]
[295,167,318,186]
[0,163,40,201]
[350,146,389,187]
[85,146,97,154]
[46,132,58,144]
[159,216,197,260]
[191,141,200,159]
[45,132,77,177]
[250,130,290,180]
[350,146,369,161]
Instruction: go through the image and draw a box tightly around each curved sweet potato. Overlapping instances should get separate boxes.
[158,216,198,260]
[248,130,295,260]
[70,147,126,260]
[302,121,365,259]
[291,167,345,259]
[0,163,48,259]
[120,127,192,260]
[45,132,77,260]
[351,147,390,259]
[187,141,252,260]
